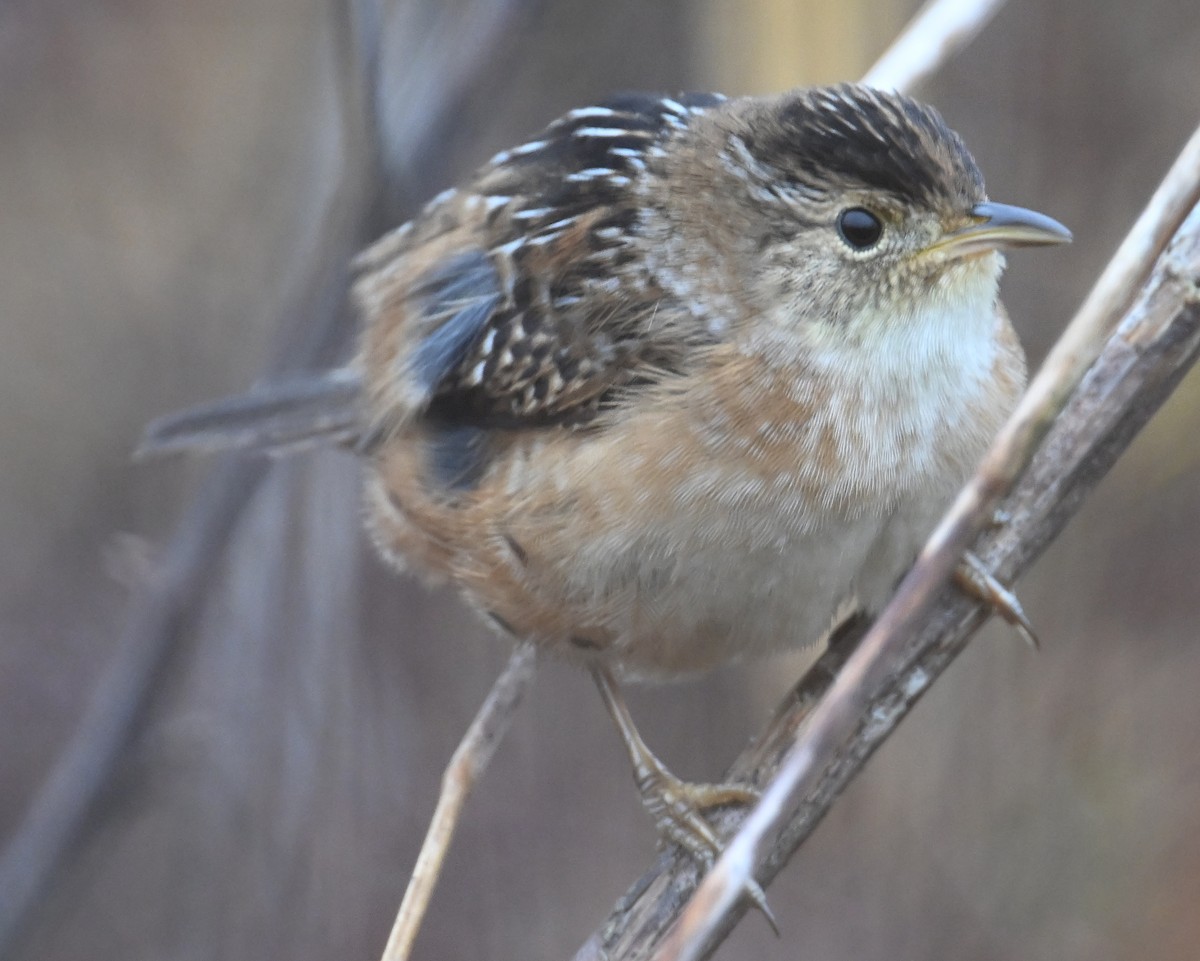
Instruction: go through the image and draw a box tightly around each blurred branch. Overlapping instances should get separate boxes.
[350,0,539,227]
[861,0,1009,91]
[0,15,372,949]
[585,123,1200,961]
[372,0,528,176]
[0,158,363,961]
[0,457,276,957]
[0,1,537,954]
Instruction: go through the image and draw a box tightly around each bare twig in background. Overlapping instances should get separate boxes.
[579,124,1200,961]
[0,1,539,953]
[379,644,536,961]
[0,458,275,957]
[860,0,1009,91]
[0,131,366,961]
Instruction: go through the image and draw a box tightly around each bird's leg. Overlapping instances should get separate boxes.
[590,665,777,932]
[954,551,1040,650]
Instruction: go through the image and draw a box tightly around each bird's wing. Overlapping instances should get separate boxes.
[356,92,728,435]
[138,93,729,459]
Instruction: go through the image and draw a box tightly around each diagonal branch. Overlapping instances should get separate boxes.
[582,123,1200,961]
[654,117,1200,961]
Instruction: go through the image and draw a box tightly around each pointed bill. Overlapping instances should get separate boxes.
[931,201,1073,258]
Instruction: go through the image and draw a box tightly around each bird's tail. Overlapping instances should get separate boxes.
[136,366,365,458]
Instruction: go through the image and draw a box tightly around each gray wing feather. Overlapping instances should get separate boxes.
[407,249,503,396]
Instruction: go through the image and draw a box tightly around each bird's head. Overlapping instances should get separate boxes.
[644,83,1071,348]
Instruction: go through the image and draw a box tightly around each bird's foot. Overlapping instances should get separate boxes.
[591,664,778,931]
[631,750,778,934]
[954,551,1040,650]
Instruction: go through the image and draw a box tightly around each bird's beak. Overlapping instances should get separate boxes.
[930,201,1072,259]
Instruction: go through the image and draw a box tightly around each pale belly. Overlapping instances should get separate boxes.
[368,437,957,680]
[560,486,951,680]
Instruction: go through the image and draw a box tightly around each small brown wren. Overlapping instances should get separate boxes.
[143,83,1071,886]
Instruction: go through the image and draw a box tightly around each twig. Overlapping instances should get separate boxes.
[861,0,1009,92]
[379,644,536,961]
[644,128,1200,961]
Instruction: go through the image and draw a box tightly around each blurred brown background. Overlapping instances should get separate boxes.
[2,1,1200,958]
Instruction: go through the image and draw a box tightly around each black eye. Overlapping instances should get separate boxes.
[836,207,883,250]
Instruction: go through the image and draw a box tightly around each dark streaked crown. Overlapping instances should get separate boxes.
[735,83,985,210]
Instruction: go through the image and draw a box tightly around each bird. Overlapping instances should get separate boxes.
[141,82,1071,911]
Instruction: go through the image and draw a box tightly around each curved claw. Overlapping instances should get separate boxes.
[744,877,780,936]
[955,552,1040,650]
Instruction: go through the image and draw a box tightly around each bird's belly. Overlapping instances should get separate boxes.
[370,442,948,680]
[589,507,888,678]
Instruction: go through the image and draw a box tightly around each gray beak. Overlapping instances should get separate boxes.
[932,201,1073,258]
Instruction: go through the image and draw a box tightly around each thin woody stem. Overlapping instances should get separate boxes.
[380,644,536,961]
[861,0,1010,92]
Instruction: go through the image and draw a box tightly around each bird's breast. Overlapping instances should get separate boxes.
[365,308,1024,679]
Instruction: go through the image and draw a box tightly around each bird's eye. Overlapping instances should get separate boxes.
[836,207,883,250]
